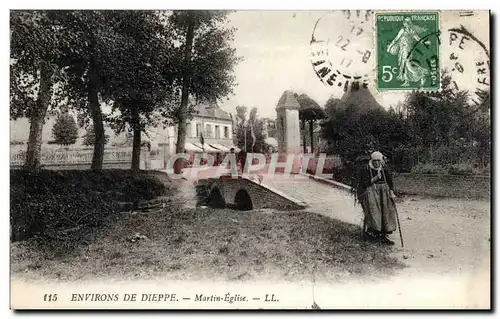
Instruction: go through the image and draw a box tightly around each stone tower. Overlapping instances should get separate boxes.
[275,90,301,154]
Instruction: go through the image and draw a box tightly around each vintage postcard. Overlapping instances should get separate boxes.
[9,9,491,310]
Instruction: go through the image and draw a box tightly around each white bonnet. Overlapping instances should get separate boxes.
[370,151,384,161]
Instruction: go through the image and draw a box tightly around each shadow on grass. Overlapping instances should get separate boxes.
[283,210,407,279]
[11,200,407,283]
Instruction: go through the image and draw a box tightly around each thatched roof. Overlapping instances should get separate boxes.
[340,89,384,112]
[295,93,327,120]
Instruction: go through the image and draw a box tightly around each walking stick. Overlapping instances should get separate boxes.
[392,198,404,248]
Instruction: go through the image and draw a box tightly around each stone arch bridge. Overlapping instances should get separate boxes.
[195,175,308,211]
[194,173,360,229]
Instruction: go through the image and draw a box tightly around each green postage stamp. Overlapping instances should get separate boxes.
[376,12,440,91]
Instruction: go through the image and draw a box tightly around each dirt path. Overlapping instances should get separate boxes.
[261,175,491,308]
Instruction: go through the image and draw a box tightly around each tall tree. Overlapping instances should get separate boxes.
[235,106,266,153]
[324,97,346,116]
[235,105,247,123]
[234,105,248,151]
[48,11,128,171]
[403,72,491,168]
[169,11,240,173]
[320,103,411,163]
[469,101,491,167]
[10,11,65,169]
[404,73,470,148]
[82,124,109,147]
[262,117,277,138]
[104,11,176,171]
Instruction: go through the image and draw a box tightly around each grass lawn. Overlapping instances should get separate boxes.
[11,174,406,283]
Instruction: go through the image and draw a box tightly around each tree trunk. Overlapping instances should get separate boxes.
[309,119,315,154]
[88,54,105,171]
[131,105,141,172]
[174,15,195,175]
[24,62,53,170]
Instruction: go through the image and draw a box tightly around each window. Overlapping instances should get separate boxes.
[196,123,202,137]
[224,126,229,139]
[186,123,192,138]
[215,125,220,138]
[205,124,213,138]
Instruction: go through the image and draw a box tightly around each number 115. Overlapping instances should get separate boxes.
[44,294,58,302]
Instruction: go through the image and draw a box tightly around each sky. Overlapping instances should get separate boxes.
[221,10,357,119]
[219,10,490,119]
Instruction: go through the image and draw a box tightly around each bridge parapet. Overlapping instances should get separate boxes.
[196,176,307,211]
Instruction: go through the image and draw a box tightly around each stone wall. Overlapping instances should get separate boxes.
[201,176,307,211]
[231,178,307,210]
[306,155,343,174]
[393,173,491,199]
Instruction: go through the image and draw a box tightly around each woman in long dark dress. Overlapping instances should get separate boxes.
[355,151,398,245]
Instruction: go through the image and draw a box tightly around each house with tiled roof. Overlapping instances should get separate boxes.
[154,101,238,164]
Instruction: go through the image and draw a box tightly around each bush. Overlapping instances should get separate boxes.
[409,162,489,175]
[447,163,474,175]
[391,145,491,174]
[331,165,354,186]
[10,170,168,245]
[82,125,109,146]
[410,163,448,175]
[52,113,78,145]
